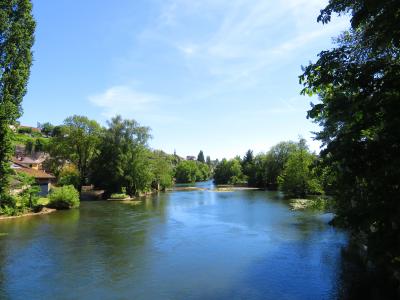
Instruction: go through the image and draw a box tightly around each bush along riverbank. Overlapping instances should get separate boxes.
[0,185,80,220]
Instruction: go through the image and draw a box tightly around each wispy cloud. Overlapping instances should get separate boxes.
[89,85,159,117]
[140,0,349,96]
[88,85,182,125]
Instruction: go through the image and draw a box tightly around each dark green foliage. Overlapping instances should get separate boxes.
[242,149,254,165]
[25,139,33,154]
[90,115,153,196]
[241,150,257,186]
[301,0,400,278]
[23,136,48,154]
[38,122,54,136]
[213,142,302,188]
[17,127,32,134]
[318,0,400,49]
[124,145,153,196]
[278,147,323,198]
[239,141,301,189]
[48,185,80,209]
[34,138,44,152]
[175,160,210,183]
[51,125,63,137]
[0,172,40,216]
[150,151,174,191]
[175,161,197,183]
[0,0,35,203]
[197,150,205,163]
[13,172,40,210]
[262,141,298,189]
[247,154,268,187]
[58,165,80,189]
[213,158,245,185]
[48,115,102,191]
[198,162,211,181]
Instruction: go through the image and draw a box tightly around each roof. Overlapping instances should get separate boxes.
[11,161,55,179]
[12,156,47,165]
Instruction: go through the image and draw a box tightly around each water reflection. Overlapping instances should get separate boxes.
[0,185,356,299]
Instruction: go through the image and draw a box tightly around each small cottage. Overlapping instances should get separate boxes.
[11,161,55,196]
[13,155,47,170]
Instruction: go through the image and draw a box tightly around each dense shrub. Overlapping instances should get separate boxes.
[0,205,16,216]
[0,194,17,216]
[48,185,80,209]
[18,127,32,134]
[110,193,128,199]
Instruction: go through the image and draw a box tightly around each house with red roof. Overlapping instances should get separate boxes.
[11,160,55,196]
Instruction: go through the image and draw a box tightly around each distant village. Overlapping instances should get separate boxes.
[9,123,208,198]
[9,124,55,197]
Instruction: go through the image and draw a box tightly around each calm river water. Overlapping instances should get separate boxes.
[0,181,350,300]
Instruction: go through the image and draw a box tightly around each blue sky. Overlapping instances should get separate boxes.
[21,0,348,159]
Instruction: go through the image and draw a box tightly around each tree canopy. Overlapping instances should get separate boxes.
[301,0,400,281]
[214,158,245,185]
[0,0,35,203]
[175,160,210,183]
[90,115,152,196]
[49,115,102,191]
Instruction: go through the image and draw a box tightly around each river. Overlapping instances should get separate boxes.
[0,181,350,299]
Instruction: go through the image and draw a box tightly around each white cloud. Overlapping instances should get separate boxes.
[178,44,197,56]
[148,0,349,95]
[88,85,182,125]
[88,85,160,118]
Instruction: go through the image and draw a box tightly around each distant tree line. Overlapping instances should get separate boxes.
[213,138,325,198]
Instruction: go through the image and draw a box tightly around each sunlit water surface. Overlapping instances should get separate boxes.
[0,181,349,299]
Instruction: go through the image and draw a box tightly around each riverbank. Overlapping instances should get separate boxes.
[289,197,332,211]
[0,207,57,220]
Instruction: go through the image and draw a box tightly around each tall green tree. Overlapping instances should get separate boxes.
[150,151,174,191]
[0,0,35,203]
[49,115,102,191]
[241,149,257,186]
[213,158,244,185]
[90,115,151,196]
[197,150,205,163]
[300,0,400,280]
[175,160,199,183]
[124,145,153,196]
[278,146,322,198]
[263,141,298,189]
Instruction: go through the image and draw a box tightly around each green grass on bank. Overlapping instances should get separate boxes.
[37,197,50,206]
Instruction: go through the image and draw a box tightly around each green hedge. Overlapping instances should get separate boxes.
[48,185,80,209]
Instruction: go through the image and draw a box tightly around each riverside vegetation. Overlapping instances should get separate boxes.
[214,140,326,195]
[2,114,213,215]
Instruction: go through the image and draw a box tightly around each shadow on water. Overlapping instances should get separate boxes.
[336,245,399,300]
